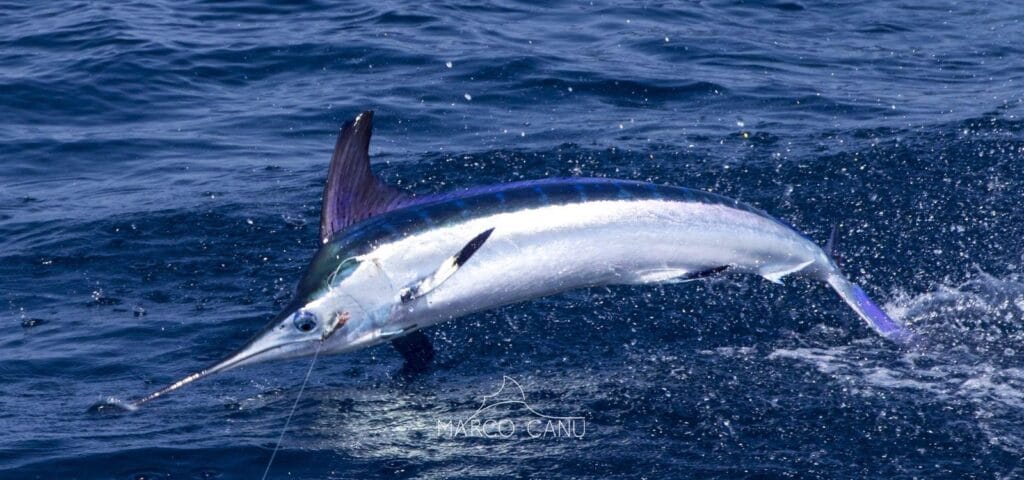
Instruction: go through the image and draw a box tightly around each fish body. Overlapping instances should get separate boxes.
[307,177,867,355]
[110,111,909,410]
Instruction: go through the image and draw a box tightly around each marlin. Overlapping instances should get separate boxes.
[109,111,911,410]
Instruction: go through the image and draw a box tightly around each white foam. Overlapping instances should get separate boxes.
[765,272,1024,453]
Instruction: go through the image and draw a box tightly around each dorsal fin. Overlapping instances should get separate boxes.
[320,111,412,243]
[825,223,842,269]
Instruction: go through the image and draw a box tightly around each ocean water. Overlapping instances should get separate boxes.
[2,1,1023,478]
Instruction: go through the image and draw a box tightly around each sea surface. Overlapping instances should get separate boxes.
[2,1,1023,478]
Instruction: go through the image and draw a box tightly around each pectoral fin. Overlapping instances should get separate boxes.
[399,228,495,302]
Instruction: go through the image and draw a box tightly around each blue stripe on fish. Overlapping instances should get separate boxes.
[417,209,434,226]
[326,178,796,257]
[574,183,588,201]
[533,185,550,205]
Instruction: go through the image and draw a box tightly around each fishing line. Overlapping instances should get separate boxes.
[261,341,322,480]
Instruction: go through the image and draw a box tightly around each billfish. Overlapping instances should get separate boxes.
[110,111,911,410]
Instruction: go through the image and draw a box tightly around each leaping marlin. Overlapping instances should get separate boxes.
[111,111,912,410]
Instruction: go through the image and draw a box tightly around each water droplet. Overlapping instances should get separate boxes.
[21,318,45,329]
[87,397,138,414]
[89,290,122,306]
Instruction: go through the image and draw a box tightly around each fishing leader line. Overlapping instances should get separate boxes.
[261,341,323,480]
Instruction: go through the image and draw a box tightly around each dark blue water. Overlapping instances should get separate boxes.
[3,1,1023,478]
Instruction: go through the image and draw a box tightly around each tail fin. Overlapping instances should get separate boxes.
[827,275,913,343]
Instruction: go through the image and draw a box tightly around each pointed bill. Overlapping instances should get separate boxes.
[98,307,322,412]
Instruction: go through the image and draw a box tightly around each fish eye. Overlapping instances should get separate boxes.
[293,311,318,332]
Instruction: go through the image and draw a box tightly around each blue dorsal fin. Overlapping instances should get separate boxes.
[320,111,412,243]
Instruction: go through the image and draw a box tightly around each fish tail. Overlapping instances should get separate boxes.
[826,275,913,343]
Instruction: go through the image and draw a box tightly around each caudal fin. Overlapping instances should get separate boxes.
[827,275,913,343]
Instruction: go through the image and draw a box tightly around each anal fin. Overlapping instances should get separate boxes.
[761,260,814,285]
[681,265,730,281]
[391,330,435,372]
[630,266,730,284]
